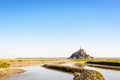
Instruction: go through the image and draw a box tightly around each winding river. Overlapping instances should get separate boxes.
[2,65,120,80]
[2,66,73,80]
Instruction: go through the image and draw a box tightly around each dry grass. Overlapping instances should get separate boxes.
[0,67,25,77]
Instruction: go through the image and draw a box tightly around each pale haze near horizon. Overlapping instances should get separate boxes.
[0,0,120,58]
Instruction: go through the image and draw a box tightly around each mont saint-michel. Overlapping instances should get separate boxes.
[69,47,93,59]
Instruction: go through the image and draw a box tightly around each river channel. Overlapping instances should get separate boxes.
[2,65,120,80]
[2,66,73,80]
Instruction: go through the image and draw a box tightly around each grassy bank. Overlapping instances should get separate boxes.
[0,67,25,77]
[42,64,104,80]
[71,59,120,63]
[86,60,120,70]
[87,64,120,70]
[71,59,120,70]
[87,61,120,67]
[0,58,67,77]
[0,60,25,77]
[0,61,10,68]
[0,58,66,67]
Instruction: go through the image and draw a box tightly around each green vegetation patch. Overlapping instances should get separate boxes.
[71,59,120,67]
[87,60,120,67]
[0,62,10,68]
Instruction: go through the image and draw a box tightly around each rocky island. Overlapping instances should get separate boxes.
[69,47,93,59]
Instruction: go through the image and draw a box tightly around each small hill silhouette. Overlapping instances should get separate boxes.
[69,47,93,59]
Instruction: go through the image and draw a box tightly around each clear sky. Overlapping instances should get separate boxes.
[0,0,120,58]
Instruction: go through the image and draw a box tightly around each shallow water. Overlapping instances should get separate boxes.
[3,66,73,80]
[2,65,120,80]
[85,66,120,80]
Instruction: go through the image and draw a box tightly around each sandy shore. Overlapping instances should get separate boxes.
[0,67,25,77]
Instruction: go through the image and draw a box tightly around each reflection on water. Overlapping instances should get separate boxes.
[3,66,73,80]
[2,65,120,80]
[85,66,120,80]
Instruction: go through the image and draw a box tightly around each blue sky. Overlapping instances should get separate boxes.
[0,0,120,58]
